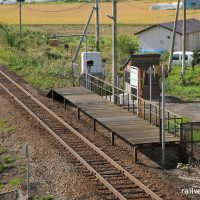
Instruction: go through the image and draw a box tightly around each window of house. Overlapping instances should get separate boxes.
[173,54,179,60]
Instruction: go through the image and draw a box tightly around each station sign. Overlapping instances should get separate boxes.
[130,66,138,89]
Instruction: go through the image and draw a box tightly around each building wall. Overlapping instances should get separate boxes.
[137,26,182,52]
[188,32,200,51]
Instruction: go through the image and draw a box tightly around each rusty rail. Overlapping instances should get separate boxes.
[0,70,162,200]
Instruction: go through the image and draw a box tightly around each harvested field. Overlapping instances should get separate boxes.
[0,2,200,25]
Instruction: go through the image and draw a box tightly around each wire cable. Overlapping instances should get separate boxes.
[22,3,91,13]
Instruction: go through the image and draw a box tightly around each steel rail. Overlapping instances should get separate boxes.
[0,70,162,200]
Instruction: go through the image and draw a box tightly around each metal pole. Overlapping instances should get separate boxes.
[182,0,186,75]
[19,0,22,35]
[149,66,152,102]
[112,0,117,104]
[161,65,166,166]
[25,144,30,196]
[71,7,95,67]
[95,0,100,51]
[168,0,180,72]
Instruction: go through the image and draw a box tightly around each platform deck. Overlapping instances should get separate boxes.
[50,87,180,146]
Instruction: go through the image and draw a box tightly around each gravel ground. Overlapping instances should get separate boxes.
[0,66,199,199]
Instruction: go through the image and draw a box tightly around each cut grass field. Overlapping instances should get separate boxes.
[0,2,200,25]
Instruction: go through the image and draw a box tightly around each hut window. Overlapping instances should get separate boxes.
[124,70,130,83]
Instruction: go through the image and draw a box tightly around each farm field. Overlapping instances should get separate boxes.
[0,2,200,25]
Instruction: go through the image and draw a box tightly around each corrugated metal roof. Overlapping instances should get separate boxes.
[135,18,200,35]
[161,18,200,34]
[122,54,161,69]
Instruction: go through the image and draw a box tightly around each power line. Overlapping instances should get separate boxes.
[22,3,90,13]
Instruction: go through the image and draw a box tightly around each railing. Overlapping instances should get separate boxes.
[77,73,182,137]
[180,122,200,162]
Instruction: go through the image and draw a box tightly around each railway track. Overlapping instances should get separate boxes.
[0,70,163,200]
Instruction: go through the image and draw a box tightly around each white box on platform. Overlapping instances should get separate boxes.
[81,52,103,76]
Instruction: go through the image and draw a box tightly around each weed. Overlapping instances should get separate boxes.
[177,163,190,171]
[0,183,4,190]
[0,164,4,173]
[8,178,21,188]
[16,143,23,150]
[0,147,6,155]
[2,155,14,164]
[16,154,22,161]
[34,194,54,200]
[0,119,15,135]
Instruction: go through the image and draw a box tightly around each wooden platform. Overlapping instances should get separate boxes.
[48,87,180,146]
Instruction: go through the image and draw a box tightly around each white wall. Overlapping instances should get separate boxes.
[188,32,200,51]
[137,26,182,51]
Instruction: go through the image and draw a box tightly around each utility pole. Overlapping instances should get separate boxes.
[106,0,117,103]
[168,0,180,72]
[182,0,186,75]
[19,0,22,35]
[95,0,100,51]
[71,7,95,67]
[112,0,117,104]
[161,65,166,166]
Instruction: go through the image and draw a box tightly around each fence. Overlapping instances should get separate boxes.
[180,122,200,162]
[77,73,182,138]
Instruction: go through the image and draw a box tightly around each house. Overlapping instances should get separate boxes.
[122,54,161,100]
[135,18,200,53]
[186,0,200,9]
[150,0,200,10]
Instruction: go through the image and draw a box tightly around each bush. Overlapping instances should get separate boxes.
[117,34,138,64]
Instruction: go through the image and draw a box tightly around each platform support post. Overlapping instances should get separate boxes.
[93,118,96,131]
[52,91,54,102]
[134,146,138,163]
[111,132,115,146]
[77,108,80,120]
[64,99,66,110]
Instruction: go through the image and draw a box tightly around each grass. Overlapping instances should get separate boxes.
[34,195,54,200]
[0,119,15,135]
[0,2,200,25]
[0,147,6,155]
[8,178,21,188]
[2,155,14,164]
[166,66,200,101]
[0,183,3,190]
[0,164,4,173]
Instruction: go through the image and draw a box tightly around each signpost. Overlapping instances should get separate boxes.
[25,144,30,196]
[130,66,139,115]
[130,66,138,89]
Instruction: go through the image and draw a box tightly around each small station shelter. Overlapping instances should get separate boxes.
[122,54,162,100]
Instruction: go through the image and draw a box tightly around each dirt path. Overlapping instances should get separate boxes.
[165,102,200,121]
